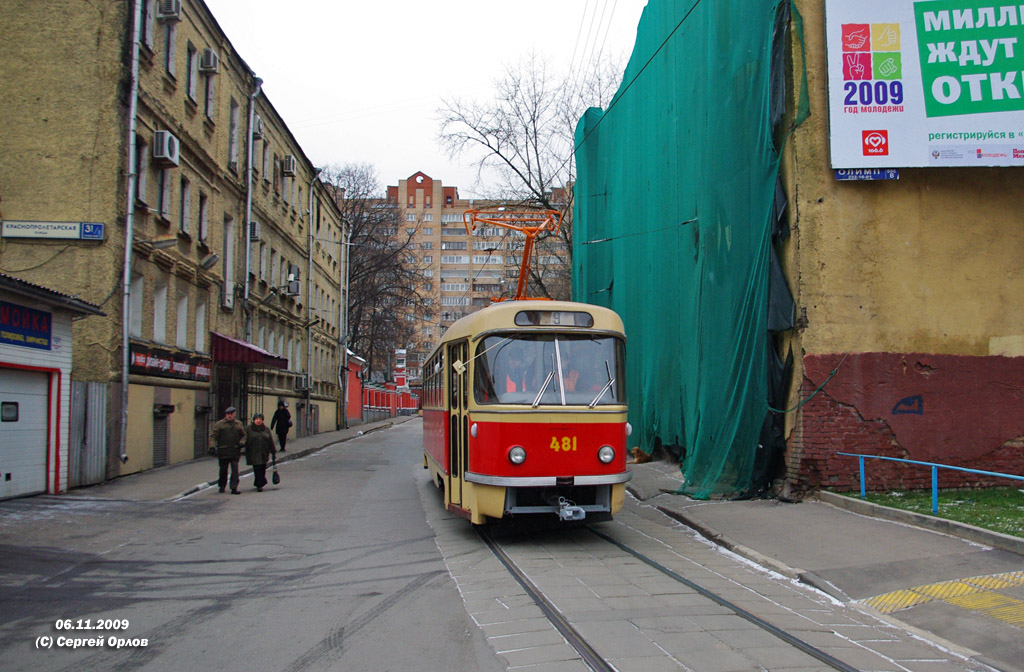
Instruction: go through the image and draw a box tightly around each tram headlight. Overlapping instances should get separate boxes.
[626,422,633,437]
[508,446,527,465]
[598,445,616,464]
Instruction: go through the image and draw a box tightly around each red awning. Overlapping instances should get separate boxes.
[211,332,288,369]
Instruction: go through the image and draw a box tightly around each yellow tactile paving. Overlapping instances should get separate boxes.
[859,571,1024,628]
[862,590,933,614]
[914,580,983,600]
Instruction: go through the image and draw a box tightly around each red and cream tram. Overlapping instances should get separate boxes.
[422,300,631,524]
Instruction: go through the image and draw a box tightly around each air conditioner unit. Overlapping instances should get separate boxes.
[156,0,182,21]
[294,374,309,391]
[199,48,219,73]
[282,154,297,176]
[152,130,180,166]
[288,263,301,281]
[283,280,300,296]
[252,115,264,140]
[249,220,260,241]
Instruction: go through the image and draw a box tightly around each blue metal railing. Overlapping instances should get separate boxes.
[837,452,1024,515]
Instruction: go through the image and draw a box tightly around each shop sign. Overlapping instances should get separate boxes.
[1,220,105,240]
[0,301,52,350]
[827,0,1024,168]
[130,345,212,382]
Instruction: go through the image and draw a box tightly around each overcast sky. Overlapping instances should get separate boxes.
[203,0,648,197]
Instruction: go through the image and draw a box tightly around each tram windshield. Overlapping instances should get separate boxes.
[474,334,625,406]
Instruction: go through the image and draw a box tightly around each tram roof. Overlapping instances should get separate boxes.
[435,300,625,353]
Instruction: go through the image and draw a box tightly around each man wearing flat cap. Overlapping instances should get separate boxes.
[210,406,246,494]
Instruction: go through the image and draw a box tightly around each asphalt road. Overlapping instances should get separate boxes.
[0,423,502,672]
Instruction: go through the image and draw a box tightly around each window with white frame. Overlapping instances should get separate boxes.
[203,73,215,119]
[441,214,460,223]
[195,301,207,352]
[441,255,468,264]
[129,273,144,337]
[142,0,156,50]
[156,169,171,218]
[259,242,267,281]
[179,177,191,234]
[423,214,434,221]
[223,216,235,288]
[405,214,416,222]
[422,227,432,235]
[164,22,177,77]
[257,326,265,350]
[176,294,188,348]
[186,43,198,100]
[422,255,432,263]
[134,135,149,204]
[228,98,240,171]
[421,241,433,250]
[197,191,208,242]
[441,241,466,250]
[262,142,270,181]
[153,279,168,343]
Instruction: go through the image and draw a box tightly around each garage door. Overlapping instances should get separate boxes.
[0,368,49,499]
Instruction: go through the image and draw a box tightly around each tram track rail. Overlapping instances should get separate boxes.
[478,523,859,672]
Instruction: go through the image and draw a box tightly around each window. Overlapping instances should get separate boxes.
[134,135,149,204]
[422,255,432,263]
[441,227,463,236]
[421,241,433,250]
[406,227,416,235]
[186,43,198,100]
[262,142,270,181]
[268,329,275,354]
[441,241,466,250]
[153,279,168,343]
[473,255,500,264]
[176,294,188,348]
[197,191,208,242]
[423,269,434,277]
[203,73,215,119]
[179,177,191,234]
[295,342,302,373]
[228,98,240,171]
[441,296,470,306]
[257,326,265,350]
[441,214,460,223]
[164,22,177,77]
[259,242,267,281]
[195,301,207,352]
[442,283,469,292]
[142,0,156,50]
[423,214,434,221]
[129,273,144,337]
[441,255,468,264]
[405,214,416,222]
[223,216,235,288]
[156,169,171,218]
[422,227,432,235]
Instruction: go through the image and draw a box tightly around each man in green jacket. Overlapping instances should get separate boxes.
[210,406,246,494]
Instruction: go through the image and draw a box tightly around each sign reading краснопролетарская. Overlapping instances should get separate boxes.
[1,220,105,240]
[826,0,1024,168]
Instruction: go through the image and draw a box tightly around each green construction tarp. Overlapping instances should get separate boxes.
[573,0,791,499]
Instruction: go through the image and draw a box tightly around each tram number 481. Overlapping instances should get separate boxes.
[550,436,577,452]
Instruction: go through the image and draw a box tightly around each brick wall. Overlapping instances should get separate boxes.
[787,353,1024,495]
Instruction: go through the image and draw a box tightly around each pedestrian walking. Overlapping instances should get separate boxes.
[210,406,246,495]
[244,412,277,492]
[270,400,292,452]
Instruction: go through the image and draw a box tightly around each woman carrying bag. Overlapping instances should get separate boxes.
[270,400,292,452]
[244,413,277,492]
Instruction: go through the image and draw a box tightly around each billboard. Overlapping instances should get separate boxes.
[827,0,1024,168]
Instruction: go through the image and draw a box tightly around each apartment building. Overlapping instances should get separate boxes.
[0,0,345,489]
[386,172,571,383]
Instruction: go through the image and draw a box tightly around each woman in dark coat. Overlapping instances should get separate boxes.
[270,401,291,452]
[245,413,277,492]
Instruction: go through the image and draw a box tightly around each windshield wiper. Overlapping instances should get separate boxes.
[532,370,555,408]
[588,361,616,408]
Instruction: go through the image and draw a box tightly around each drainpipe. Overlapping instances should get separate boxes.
[339,222,352,428]
[118,0,144,465]
[243,76,263,342]
[306,168,322,435]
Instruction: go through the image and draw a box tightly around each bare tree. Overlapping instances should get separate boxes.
[321,163,421,381]
[437,51,623,299]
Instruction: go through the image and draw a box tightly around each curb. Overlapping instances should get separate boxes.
[817,490,1024,555]
[168,420,403,500]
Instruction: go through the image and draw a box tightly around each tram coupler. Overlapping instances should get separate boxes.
[557,497,586,521]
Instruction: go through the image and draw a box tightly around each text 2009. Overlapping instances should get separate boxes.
[55,619,130,631]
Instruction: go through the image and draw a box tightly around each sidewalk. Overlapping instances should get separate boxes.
[626,457,1024,672]
[67,416,416,502]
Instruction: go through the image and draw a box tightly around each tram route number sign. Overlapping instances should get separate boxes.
[550,436,578,452]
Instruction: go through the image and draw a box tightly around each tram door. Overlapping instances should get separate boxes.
[447,341,469,508]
